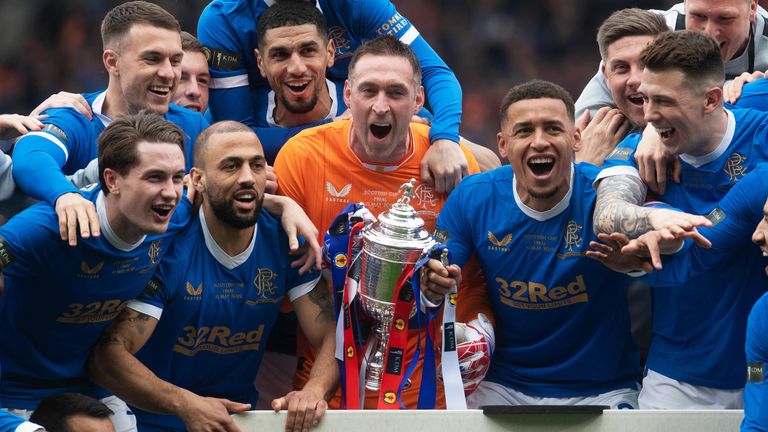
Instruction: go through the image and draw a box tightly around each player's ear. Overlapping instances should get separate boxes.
[704,86,722,113]
[326,38,336,68]
[496,131,508,158]
[343,79,352,107]
[189,167,206,192]
[255,48,266,78]
[103,49,119,76]
[414,85,425,114]
[103,168,119,195]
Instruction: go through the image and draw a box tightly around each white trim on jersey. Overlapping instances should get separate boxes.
[97,192,146,252]
[24,132,69,162]
[513,163,574,221]
[399,27,420,45]
[199,207,257,270]
[125,299,163,320]
[593,165,642,187]
[90,91,113,127]
[288,275,321,302]
[680,109,736,168]
[210,74,249,90]
[16,422,45,432]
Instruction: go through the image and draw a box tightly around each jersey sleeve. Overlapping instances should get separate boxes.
[0,410,37,432]
[0,151,15,201]
[644,166,767,286]
[126,263,174,320]
[0,204,59,280]
[460,142,480,174]
[744,294,768,431]
[354,0,461,143]
[12,109,91,205]
[197,3,257,127]
[435,183,473,267]
[286,267,322,302]
[594,133,642,185]
[574,68,615,121]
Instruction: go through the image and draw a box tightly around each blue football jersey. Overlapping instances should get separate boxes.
[127,209,319,431]
[12,91,208,205]
[436,164,639,398]
[744,292,768,432]
[598,108,768,388]
[198,0,461,143]
[0,410,34,432]
[734,78,768,111]
[0,187,192,409]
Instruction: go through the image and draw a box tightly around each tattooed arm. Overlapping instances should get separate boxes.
[273,282,338,431]
[88,307,249,432]
[594,174,712,239]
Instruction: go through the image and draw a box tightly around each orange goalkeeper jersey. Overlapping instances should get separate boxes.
[274,120,485,409]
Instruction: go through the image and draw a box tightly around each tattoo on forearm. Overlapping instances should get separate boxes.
[594,176,652,237]
[97,310,151,347]
[308,285,335,323]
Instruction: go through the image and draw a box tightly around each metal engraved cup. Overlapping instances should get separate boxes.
[358,179,435,391]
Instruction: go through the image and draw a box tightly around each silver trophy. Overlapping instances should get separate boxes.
[359,179,435,391]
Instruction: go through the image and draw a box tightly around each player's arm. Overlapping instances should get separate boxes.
[594,172,713,249]
[12,122,99,246]
[88,306,249,432]
[276,282,337,432]
[197,5,258,128]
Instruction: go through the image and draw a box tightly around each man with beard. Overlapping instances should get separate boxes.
[88,121,336,432]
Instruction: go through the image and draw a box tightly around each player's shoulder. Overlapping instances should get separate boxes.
[286,120,345,147]
[199,0,251,22]
[458,165,511,191]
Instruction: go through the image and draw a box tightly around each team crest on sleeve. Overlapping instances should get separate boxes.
[747,362,765,383]
[607,147,632,161]
[723,152,747,182]
[0,237,15,268]
[556,221,584,259]
[246,268,282,305]
[144,276,164,297]
[204,47,240,70]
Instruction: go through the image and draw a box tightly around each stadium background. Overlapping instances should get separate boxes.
[1,0,761,150]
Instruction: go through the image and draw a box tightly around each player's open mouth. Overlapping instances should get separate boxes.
[233,190,257,210]
[149,86,171,97]
[151,204,174,218]
[657,127,675,140]
[527,157,555,176]
[370,123,392,139]
[286,80,310,94]
[627,94,643,107]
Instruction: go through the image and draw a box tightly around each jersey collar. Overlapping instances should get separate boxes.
[512,163,574,221]
[679,108,735,168]
[199,206,258,270]
[96,191,146,252]
[91,91,113,128]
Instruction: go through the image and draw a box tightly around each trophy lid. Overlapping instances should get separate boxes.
[362,179,434,250]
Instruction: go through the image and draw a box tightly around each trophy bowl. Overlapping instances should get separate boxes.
[358,179,435,391]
